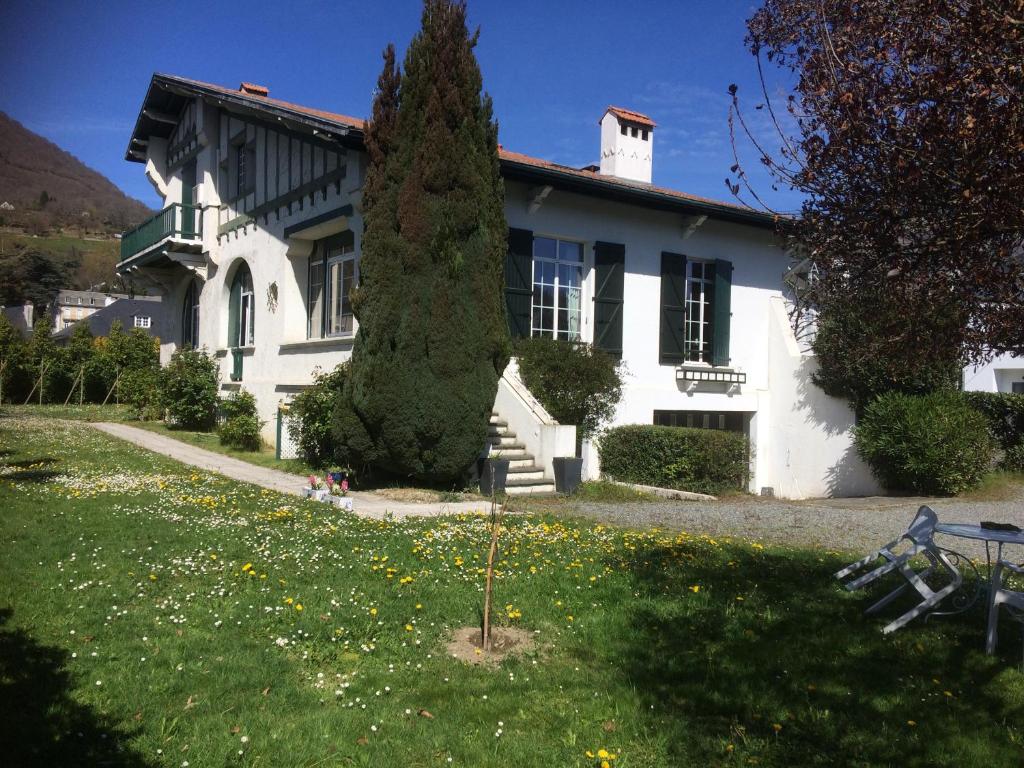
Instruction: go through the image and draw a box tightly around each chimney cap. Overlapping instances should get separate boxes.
[239,82,269,97]
[602,106,656,128]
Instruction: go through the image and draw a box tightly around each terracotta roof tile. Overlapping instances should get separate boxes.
[153,75,767,219]
[604,106,656,128]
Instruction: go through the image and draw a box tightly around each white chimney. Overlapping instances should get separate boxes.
[599,107,655,184]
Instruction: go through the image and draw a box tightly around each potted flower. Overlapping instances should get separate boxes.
[326,474,353,511]
[305,474,328,501]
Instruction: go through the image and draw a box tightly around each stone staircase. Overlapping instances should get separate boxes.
[487,412,555,495]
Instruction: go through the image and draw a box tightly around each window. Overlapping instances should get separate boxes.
[228,262,255,347]
[531,237,583,341]
[133,315,151,329]
[620,124,627,136]
[235,143,255,198]
[308,232,357,338]
[683,261,715,363]
[181,279,201,348]
[641,129,649,141]
[630,126,639,138]
[654,410,745,433]
[1013,382,1024,394]
[63,320,73,329]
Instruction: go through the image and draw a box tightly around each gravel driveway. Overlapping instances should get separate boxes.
[560,492,1024,558]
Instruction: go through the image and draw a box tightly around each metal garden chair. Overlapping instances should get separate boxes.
[835,505,963,634]
[985,557,1024,658]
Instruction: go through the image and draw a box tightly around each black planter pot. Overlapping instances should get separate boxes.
[479,458,510,496]
[552,456,584,494]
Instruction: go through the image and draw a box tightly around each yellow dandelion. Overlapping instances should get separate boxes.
[405,624,413,632]
[295,603,303,612]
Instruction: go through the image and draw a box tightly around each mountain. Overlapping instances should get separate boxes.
[0,111,152,235]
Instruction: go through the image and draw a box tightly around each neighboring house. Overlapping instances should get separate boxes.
[51,290,123,333]
[116,73,880,499]
[964,354,1024,394]
[52,295,163,344]
[1,303,34,335]
[0,201,14,211]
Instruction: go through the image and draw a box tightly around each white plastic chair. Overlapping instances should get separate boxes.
[835,506,963,634]
[986,558,1024,656]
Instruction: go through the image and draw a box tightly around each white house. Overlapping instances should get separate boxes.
[116,73,879,499]
[964,354,1024,394]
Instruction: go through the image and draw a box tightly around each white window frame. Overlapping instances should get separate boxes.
[531,236,584,342]
[239,277,254,347]
[133,315,151,329]
[683,260,715,364]
[307,235,357,339]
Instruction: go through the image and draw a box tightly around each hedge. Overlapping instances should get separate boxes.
[855,391,994,495]
[960,391,1024,450]
[599,425,750,495]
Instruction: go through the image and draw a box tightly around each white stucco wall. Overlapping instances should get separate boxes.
[964,353,1024,394]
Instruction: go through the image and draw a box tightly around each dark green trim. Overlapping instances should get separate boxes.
[659,251,688,365]
[593,241,625,358]
[711,259,733,367]
[283,205,354,238]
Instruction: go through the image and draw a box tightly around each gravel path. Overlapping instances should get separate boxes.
[563,493,1024,558]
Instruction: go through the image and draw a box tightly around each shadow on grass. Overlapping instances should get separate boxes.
[0,609,153,767]
[606,544,1024,766]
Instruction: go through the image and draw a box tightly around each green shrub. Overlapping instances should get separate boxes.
[855,391,994,495]
[960,391,1024,450]
[219,389,263,451]
[219,414,263,451]
[1000,444,1024,472]
[515,338,623,452]
[121,366,162,420]
[599,425,749,495]
[161,348,218,430]
[287,364,348,468]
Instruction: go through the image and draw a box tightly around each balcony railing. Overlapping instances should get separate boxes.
[120,203,202,263]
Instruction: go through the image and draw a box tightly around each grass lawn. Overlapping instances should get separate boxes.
[3,412,1024,767]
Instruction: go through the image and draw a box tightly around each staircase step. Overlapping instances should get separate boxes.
[488,417,508,427]
[487,425,513,437]
[487,436,522,448]
[506,467,545,481]
[506,455,536,469]
[491,447,528,459]
[504,481,557,495]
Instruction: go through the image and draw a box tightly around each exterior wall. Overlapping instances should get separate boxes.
[964,353,1024,394]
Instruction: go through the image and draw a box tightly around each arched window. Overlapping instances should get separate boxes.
[228,262,255,348]
[181,278,201,348]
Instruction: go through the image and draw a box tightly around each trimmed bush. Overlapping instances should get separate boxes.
[855,391,994,495]
[515,338,623,452]
[1000,444,1024,473]
[288,364,348,468]
[599,425,750,495]
[219,389,263,451]
[161,348,218,430]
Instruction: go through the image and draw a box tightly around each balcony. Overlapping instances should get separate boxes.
[118,203,204,270]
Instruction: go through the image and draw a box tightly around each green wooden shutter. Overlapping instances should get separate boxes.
[593,241,625,358]
[659,251,687,365]
[228,272,241,348]
[505,228,533,339]
[712,258,733,367]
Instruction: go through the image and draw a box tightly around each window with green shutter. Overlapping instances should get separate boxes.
[227,262,254,348]
[505,228,533,339]
[593,241,625,357]
[659,251,687,365]
[711,259,733,367]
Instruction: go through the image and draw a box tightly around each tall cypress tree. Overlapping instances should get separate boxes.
[338,0,509,482]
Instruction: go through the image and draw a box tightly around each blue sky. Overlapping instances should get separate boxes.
[0,0,801,213]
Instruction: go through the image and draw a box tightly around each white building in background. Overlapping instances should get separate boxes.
[964,354,1024,394]
[116,73,880,499]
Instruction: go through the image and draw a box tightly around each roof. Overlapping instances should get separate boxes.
[603,106,656,128]
[53,297,163,342]
[127,73,777,229]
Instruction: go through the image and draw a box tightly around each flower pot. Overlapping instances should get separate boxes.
[479,457,510,496]
[336,497,354,512]
[552,457,584,494]
[305,488,328,501]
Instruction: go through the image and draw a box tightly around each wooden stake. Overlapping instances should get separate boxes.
[79,364,84,405]
[481,476,507,652]
[102,368,121,406]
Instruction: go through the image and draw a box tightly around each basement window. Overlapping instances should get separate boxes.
[654,410,746,433]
